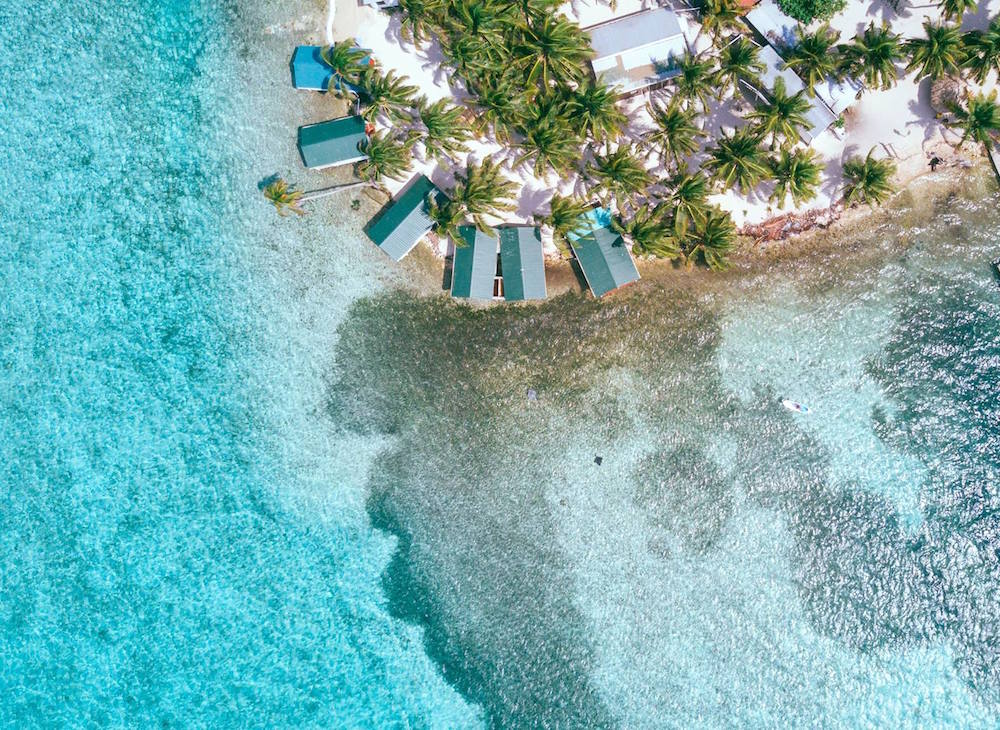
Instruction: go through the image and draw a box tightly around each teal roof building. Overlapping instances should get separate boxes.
[365,174,442,261]
[451,227,499,300]
[567,208,639,298]
[290,45,373,94]
[297,115,368,169]
[498,227,546,301]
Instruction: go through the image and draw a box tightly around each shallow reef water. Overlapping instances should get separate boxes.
[2,0,1000,726]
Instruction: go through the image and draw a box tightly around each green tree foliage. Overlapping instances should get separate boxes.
[263,179,306,216]
[568,77,627,143]
[684,208,737,270]
[777,0,845,24]
[963,18,1000,84]
[534,194,590,256]
[321,41,369,93]
[746,77,813,149]
[614,205,681,259]
[673,53,718,111]
[940,0,977,23]
[587,145,653,208]
[784,24,842,96]
[644,99,706,169]
[946,90,1000,147]
[839,22,903,91]
[358,67,419,122]
[452,158,518,231]
[769,148,823,207]
[706,128,771,193]
[842,149,896,207]
[418,97,473,161]
[357,132,414,182]
[715,37,766,98]
[905,21,964,82]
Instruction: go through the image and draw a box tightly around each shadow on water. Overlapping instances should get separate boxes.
[328,198,1000,721]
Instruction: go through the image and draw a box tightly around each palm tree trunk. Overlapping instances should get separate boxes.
[299,180,369,202]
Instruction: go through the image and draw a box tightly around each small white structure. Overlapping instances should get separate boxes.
[361,0,398,8]
[585,8,690,95]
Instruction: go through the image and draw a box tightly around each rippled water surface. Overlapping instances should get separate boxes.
[2,0,1000,726]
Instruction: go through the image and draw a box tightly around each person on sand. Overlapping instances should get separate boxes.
[929,156,941,171]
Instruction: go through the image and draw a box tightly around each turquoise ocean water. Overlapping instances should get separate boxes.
[3,0,1000,726]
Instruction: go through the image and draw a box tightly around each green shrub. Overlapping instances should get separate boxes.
[777,0,846,23]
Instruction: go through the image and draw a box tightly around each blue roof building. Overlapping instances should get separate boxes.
[290,45,373,93]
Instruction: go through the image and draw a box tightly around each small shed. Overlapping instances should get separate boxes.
[297,115,368,169]
[585,8,689,94]
[365,174,442,261]
[568,208,639,298]
[451,227,501,300]
[498,227,547,301]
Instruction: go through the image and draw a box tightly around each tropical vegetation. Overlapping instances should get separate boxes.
[842,149,896,207]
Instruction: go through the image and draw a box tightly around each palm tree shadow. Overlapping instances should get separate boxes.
[258,173,281,192]
[865,0,909,26]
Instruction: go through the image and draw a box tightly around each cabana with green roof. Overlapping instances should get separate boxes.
[451,227,500,301]
[567,208,640,298]
[498,226,546,301]
[297,115,368,170]
[365,174,442,261]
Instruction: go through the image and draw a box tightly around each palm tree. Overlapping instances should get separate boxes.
[839,22,903,91]
[746,77,813,149]
[427,195,465,241]
[673,53,717,111]
[447,0,509,51]
[614,206,681,259]
[515,97,580,177]
[645,99,706,168]
[418,98,472,161]
[568,77,627,142]
[358,67,419,123]
[906,21,964,82]
[684,208,736,271]
[715,38,765,98]
[696,0,742,45]
[321,41,369,94]
[470,76,528,143]
[706,128,771,193]
[534,194,590,255]
[263,178,306,216]
[669,172,711,236]
[963,18,1000,84]
[769,148,823,206]
[439,33,496,80]
[784,24,842,96]
[587,145,653,209]
[398,0,445,44]
[356,132,414,182]
[940,0,977,23]
[842,148,896,207]
[945,90,1000,147]
[512,15,593,87]
[452,158,518,231]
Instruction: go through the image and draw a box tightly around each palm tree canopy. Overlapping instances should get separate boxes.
[568,77,626,142]
[706,128,771,193]
[418,97,472,161]
[357,132,414,182]
[962,18,1000,84]
[358,67,419,122]
[698,0,742,43]
[716,37,766,96]
[905,21,964,82]
[685,208,737,271]
[264,179,306,216]
[784,24,842,96]
[614,207,681,259]
[398,0,446,44]
[946,90,1000,146]
[673,53,717,111]
[514,95,581,178]
[669,172,711,235]
[321,41,369,88]
[769,148,823,206]
[940,0,977,23]
[512,15,593,87]
[644,98,705,167]
[453,158,518,231]
[746,77,813,149]
[842,148,896,206]
[587,145,653,208]
[839,22,903,90]
[535,194,590,254]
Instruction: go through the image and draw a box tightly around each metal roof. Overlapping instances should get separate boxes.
[756,46,836,144]
[451,227,498,300]
[567,209,639,298]
[297,116,367,169]
[365,174,441,261]
[499,227,546,301]
[291,46,333,91]
[743,0,799,50]
[586,9,687,93]
[587,8,683,59]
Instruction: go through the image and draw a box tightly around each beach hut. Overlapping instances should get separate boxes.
[451,227,501,301]
[365,174,442,261]
[498,227,547,301]
[755,46,836,144]
[567,208,639,298]
[297,115,368,170]
[290,44,374,93]
[584,8,690,95]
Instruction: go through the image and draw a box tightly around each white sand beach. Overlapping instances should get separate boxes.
[323,0,999,252]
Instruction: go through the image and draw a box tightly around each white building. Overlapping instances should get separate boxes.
[585,8,690,95]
